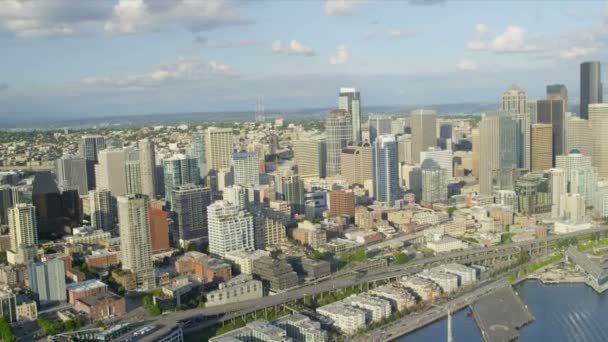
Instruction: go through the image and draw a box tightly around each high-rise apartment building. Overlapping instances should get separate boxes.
[549,168,567,219]
[95,148,127,196]
[117,194,155,291]
[373,135,400,205]
[479,112,518,195]
[580,61,602,120]
[206,127,234,172]
[338,88,361,142]
[79,135,106,190]
[292,138,326,178]
[556,150,598,207]
[171,184,212,243]
[191,131,207,179]
[55,155,88,196]
[410,109,437,164]
[530,124,553,172]
[232,152,259,187]
[421,167,448,204]
[420,147,453,180]
[368,114,392,143]
[340,141,373,186]
[138,139,157,199]
[537,99,565,165]
[124,147,142,195]
[565,117,593,160]
[589,104,608,177]
[89,189,113,231]
[502,85,531,170]
[7,204,38,265]
[281,175,305,215]
[471,128,480,177]
[208,201,254,258]
[27,258,66,305]
[162,154,200,207]
[325,110,352,177]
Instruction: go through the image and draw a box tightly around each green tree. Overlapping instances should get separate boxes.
[0,317,15,342]
[393,252,411,265]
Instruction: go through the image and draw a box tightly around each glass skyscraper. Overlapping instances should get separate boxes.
[373,135,400,205]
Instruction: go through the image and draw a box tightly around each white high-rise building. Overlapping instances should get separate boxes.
[565,117,593,161]
[292,138,326,178]
[124,147,142,195]
[556,151,598,207]
[138,139,157,198]
[89,189,114,231]
[55,154,88,196]
[206,127,234,172]
[223,185,247,210]
[479,112,518,195]
[7,204,38,265]
[207,200,254,258]
[589,104,608,177]
[421,167,448,204]
[410,109,437,164]
[95,148,127,196]
[420,147,453,180]
[338,88,361,142]
[373,135,400,205]
[549,168,567,219]
[117,194,155,291]
[326,110,352,177]
[232,152,259,187]
[501,85,531,170]
[79,135,106,190]
[559,193,586,221]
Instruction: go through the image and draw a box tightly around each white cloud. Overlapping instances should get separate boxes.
[468,25,537,53]
[457,59,478,71]
[561,46,598,60]
[385,29,417,39]
[324,0,365,16]
[81,57,237,88]
[271,40,315,56]
[329,44,350,65]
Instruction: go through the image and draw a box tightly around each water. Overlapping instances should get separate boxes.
[400,280,608,341]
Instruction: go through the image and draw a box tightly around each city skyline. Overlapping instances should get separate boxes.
[1,1,608,118]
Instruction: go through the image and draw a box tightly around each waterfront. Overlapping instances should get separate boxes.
[402,280,608,341]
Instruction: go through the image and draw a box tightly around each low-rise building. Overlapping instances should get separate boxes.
[317,302,366,335]
[433,264,477,286]
[342,294,392,323]
[209,320,292,342]
[74,292,126,321]
[64,226,112,245]
[426,234,467,253]
[369,283,417,311]
[15,295,37,321]
[224,249,269,275]
[155,276,198,310]
[206,275,263,307]
[418,270,459,293]
[274,313,328,342]
[399,276,441,302]
[252,256,299,292]
[66,279,108,305]
[111,269,137,291]
[85,250,119,269]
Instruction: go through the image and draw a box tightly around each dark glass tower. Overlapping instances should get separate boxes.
[580,61,602,120]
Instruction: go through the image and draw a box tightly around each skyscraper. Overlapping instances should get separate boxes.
[138,139,157,199]
[471,128,480,177]
[78,135,106,190]
[95,148,127,196]
[0,186,16,226]
[55,154,88,196]
[162,154,200,207]
[171,184,212,243]
[32,172,81,238]
[232,152,260,187]
[530,124,553,172]
[27,258,66,305]
[206,127,234,172]
[292,138,326,178]
[556,150,598,207]
[281,175,305,215]
[340,141,373,186]
[580,61,602,120]
[207,200,254,258]
[124,147,142,195]
[7,204,38,265]
[502,85,530,170]
[549,168,567,219]
[565,117,593,160]
[373,135,400,205]
[546,84,568,113]
[338,87,361,142]
[537,99,565,166]
[191,131,207,179]
[421,167,448,204]
[368,114,392,143]
[88,189,113,231]
[589,104,608,177]
[479,112,518,195]
[117,194,155,291]
[410,109,437,164]
[325,110,352,176]
[420,147,453,180]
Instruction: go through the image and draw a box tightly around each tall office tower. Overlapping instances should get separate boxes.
[326,110,353,176]
[224,185,247,210]
[138,139,157,199]
[479,112,518,195]
[292,138,326,178]
[78,135,106,190]
[549,168,567,219]
[530,124,553,172]
[282,175,305,215]
[0,186,16,226]
[117,194,155,291]
[397,134,412,164]
[191,131,207,179]
[392,118,407,135]
[32,172,80,238]
[368,114,392,143]
[124,147,142,195]
[27,258,66,305]
[537,99,565,166]
[580,61,602,120]
[88,189,113,230]
[589,104,608,177]
[546,84,568,112]
[206,127,234,172]
[55,155,88,196]
[410,109,437,164]
[162,154,200,207]
[95,148,127,196]
[565,117,593,159]
[421,167,448,204]
[207,200,254,258]
[338,87,362,142]
[171,184,212,244]
[340,141,373,186]
[373,135,400,205]
[556,150,598,207]
[420,147,453,180]
[501,85,530,169]
[7,204,38,265]
[232,152,259,187]
[471,128,480,177]
[440,123,453,140]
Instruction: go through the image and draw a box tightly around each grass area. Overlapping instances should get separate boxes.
[577,239,608,252]
[193,307,291,341]
[507,253,564,282]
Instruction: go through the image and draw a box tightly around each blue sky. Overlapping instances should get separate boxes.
[0,0,607,118]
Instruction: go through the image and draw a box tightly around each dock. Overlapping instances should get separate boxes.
[471,286,534,342]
